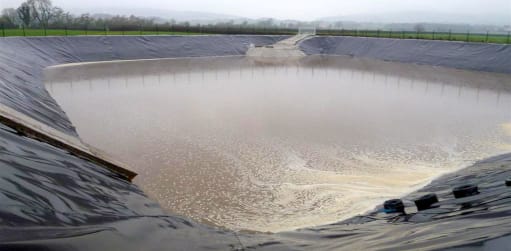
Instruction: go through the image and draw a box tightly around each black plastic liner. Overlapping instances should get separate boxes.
[300,36,511,74]
[1,35,511,250]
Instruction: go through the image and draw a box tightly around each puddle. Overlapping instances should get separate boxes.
[45,55,511,232]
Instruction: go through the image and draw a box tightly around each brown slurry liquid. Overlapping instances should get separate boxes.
[45,56,511,232]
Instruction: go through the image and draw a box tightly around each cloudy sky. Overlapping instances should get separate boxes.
[2,0,510,22]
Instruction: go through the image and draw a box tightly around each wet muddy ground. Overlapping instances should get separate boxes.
[45,56,511,232]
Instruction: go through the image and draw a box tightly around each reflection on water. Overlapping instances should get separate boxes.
[45,56,511,232]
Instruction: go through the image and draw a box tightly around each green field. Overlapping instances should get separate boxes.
[1,28,201,37]
[317,30,510,44]
[1,28,510,44]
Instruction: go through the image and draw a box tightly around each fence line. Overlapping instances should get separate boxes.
[0,25,510,44]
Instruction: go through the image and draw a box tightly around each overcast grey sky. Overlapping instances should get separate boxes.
[1,0,510,21]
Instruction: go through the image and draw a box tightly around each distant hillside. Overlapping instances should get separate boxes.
[320,11,511,26]
[70,7,242,23]
[61,7,511,32]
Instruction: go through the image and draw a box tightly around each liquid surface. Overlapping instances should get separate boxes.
[45,56,511,232]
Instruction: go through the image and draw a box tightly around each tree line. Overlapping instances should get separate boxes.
[0,0,166,30]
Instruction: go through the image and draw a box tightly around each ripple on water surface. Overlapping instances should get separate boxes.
[45,56,511,232]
